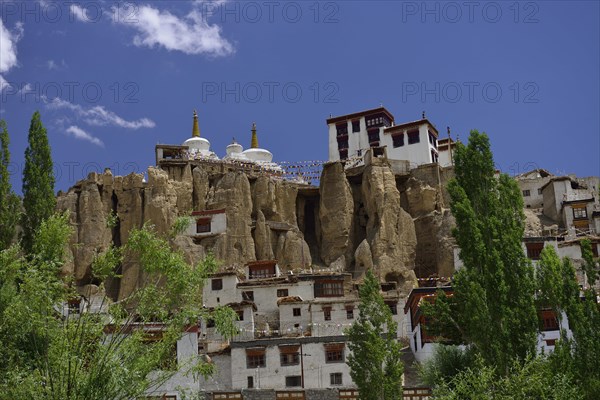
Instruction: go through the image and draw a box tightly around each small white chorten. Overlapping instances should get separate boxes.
[223,138,249,161]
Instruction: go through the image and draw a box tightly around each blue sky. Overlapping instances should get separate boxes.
[1,0,598,193]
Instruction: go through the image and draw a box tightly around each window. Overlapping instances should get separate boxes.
[392,133,404,148]
[246,349,266,368]
[538,188,543,195]
[314,281,344,297]
[339,149,348,160]
[336,124,347,136]
[280,350,300,366]
[323,306,332,321]
[249,264,276,279]
[211,278,223,291]
[330,373,343,386]
[368,129,380,144]
[522,190,531,197]
[573,207,587,220]
[293,308,301,317]
[428,131,437,148]
[242,291,254,301]
[545,339,557,347]
[352,120,360,132]
[346,306,354,320]
[325,344,345,363]
[337,140,349,150]
[285,376,302,387]
[236,310,244,321]
[526,242,544,260]
[196,217,211,233]
[385,301,398,315]
[248,376,254,388]
[67,298,81,314]
[206,318,215,328]
[408,130,420,144]
[277,289,289,297]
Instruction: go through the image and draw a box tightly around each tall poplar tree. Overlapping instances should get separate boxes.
[346,269,403,400]
[0,119,20,249]
[441,130,538,373]
[22,111,55,253]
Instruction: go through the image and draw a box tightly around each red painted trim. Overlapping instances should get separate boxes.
[192,209,226,216]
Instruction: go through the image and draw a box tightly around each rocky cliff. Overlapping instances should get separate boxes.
[56,159,455,299]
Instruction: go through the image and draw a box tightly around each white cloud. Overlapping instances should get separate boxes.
[47,59,68,70]
[66,126,104,147]
[69,4,91,22]
[17,83,33,94]
[45,97,156,130]
[114,4,234,56]
[0,20,24,90]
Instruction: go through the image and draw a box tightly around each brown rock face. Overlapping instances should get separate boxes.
[413,210,456,278]
[57,158,456,296]
[207,171,256,264]
[361,162,418,290]
[319,162,354,267]
[400,172,457,278]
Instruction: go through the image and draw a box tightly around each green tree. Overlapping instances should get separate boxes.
[540,240,600,399]
[0,119,21,249]
[425,131,538,374]
[21,111,55,253]
[346,269,403,400]
[432,355,582,400]
[0,214,236,399]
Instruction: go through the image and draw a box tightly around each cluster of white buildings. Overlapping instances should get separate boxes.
[147,263,408,397]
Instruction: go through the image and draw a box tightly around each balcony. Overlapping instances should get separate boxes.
[563,192,594,203]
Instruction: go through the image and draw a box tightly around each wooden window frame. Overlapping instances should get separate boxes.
[196,217,211,233]
[211,278,223,291]
[408,130,420,144]
[392,133,404,148]
[330,372,343,386]
[285,375,302,387]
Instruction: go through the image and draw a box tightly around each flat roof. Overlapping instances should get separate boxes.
[384,118,439,136]
[326,107,395,125]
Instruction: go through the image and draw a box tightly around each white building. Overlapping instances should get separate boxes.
[515,169,554,209]
[326,107,441,168]
[542,176,600,236]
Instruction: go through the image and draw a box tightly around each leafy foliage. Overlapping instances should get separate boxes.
[0,213,235,399]
[346,269,403,400]
[432,355,583,400]
[540,240,600,399]
[424,131,538,374]
[419,345,476,389]
[0,119,21,250]
[21,111,56,253]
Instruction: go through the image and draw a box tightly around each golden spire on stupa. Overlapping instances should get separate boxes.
[250,122,259,148]
[192,110,200,137]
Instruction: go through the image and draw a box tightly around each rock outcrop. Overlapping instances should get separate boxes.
[56,158,457,298]
[319,162,354,267]
[360,161,418,289]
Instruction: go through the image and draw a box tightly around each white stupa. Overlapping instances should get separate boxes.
[223,138,250,161]
[182,110,218,160]
[241,122,274,162]
[240,122,282,172]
